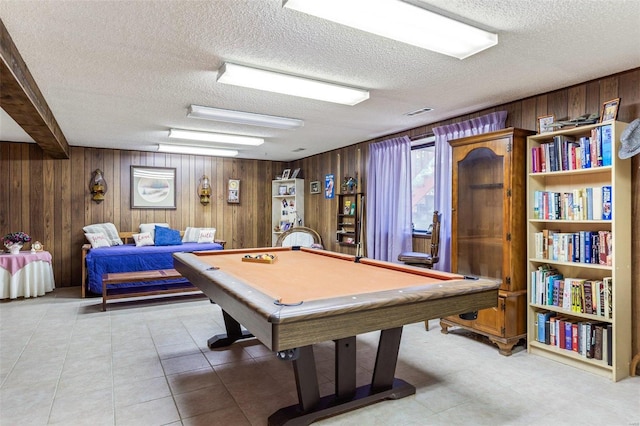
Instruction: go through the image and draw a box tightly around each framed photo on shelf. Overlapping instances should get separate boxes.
[130,166,176,209]
[537,114,554,134]
[310,181,320,194]
[227,179,240,204]
[600,98,620,122]
[278,185,287,195]
[281,169,291,180]
[290,168,301,179]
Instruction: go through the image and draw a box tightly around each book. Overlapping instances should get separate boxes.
[592,186,603,219]
[537,312,556,343]
[565,320,573,350]
[604,277,613,319]
[601,124,612,166]
[343,200,351,215]
[571,322,579,352]
[606,324,613,366]
[602,185,612,220]
[556,318,565,348]
[583,281,593,314]
[594,324,604,360]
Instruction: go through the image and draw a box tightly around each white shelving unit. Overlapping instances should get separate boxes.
[526,121,631,381]
[271,179,304,246]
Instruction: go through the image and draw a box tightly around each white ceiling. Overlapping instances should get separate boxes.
[1,0,639,161]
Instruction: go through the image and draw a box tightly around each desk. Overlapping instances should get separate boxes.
[0,251,55,299]
[174,247,499,425]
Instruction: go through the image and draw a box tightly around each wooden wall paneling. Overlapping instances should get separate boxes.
[599,75,619,104]
[503,101,522,128]
[567,85,586,119]
[633,155,640,374]
[618,70,640,121]
[8,144,21,233]
[535,94,548,119]
[585,80,601,117]
[547,89,568,121]
[59,150,72,285]
[618,70,640,370]
[107,150,118,226]
[520,97,537,132]
[0,144,7,232]
[202,156,213,227]
[19,144,30,233]
[70,146,85,286]
[214,156,225,242]
[42,153,56,282]
[27,145,43,245]
[118,151,131,232]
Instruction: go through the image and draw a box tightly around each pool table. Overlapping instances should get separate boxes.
[174,247,499,425]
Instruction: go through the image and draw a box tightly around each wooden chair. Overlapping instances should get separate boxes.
[397,210,441,268]
[397,211,441,331]
[275,226,323,248]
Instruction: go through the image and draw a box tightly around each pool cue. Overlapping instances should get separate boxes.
[356,195,365,257]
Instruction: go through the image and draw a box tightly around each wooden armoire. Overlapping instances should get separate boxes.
[440,128,534,355]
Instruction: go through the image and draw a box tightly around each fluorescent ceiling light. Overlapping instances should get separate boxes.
[283,0,498,60]
[168,129,264,146]
[157,144,238,157]
[188,105,304,129]
[217,62,370,106]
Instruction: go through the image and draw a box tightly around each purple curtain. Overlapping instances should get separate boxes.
[366,136,412,261]
[433,111,508,272]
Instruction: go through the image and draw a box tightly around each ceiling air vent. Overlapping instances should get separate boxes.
[292,148,306,152]
[405,107,434,116]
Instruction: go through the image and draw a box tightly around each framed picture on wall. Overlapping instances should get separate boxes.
[537,115,555,134]
[130,166,176,209]
[600,98,620,122]
[310,181,320,194]
[228,179,240,203]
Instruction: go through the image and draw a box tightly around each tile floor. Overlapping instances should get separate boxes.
[1,288,638,426]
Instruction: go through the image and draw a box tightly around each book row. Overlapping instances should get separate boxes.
[530,125,612,173]
[533,229,612,265]
[531,264,612,318]
[532,186,612,221]
[535,312,612,365]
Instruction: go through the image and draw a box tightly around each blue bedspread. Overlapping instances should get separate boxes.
[85,242,222,294]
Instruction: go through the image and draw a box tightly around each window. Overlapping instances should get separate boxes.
[411,136,436,233]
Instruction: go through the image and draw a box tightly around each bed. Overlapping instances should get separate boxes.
[81,231,224,298]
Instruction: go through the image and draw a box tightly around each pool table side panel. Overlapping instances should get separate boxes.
[273,289,498,351]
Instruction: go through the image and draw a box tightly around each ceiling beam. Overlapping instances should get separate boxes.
[0,18,69,159]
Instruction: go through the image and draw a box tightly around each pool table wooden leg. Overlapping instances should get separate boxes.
[268,327,416,426]
[292,345,320,411]
[207,309,254,348]
[372,327,403,392]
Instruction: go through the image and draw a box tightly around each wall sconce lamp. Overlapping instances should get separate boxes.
[198,175,211,205]
[89,169,108,203]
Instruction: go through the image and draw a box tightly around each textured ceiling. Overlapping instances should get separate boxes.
[1,0,639,161]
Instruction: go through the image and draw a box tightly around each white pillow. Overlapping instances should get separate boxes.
[83,222,123,246]
[182,227,216,243]
[85,232,111,248]
[197,228,216,243]
[132,232,154,247]
[139,223,169,240]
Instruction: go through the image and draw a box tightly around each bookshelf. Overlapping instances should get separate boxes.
[336,192,363,248]
[272,179,304,246]
[526,121,631,381]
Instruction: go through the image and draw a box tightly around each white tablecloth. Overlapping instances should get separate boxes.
[0,252,55,299]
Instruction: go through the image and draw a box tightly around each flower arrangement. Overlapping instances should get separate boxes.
[2,232,31,246]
